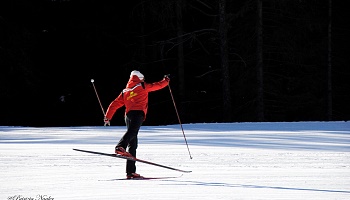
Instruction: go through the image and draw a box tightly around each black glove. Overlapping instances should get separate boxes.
[104,117,110,126]
[164,74,170,82]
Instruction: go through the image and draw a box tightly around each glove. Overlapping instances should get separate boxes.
[164,74,170,82]
[104,117,110,126]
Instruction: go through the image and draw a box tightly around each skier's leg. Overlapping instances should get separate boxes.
[126,136,138,173]
[117,110,144,174]
[117,110,144,148]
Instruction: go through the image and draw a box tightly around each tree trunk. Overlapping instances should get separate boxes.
[327,0,332,121]
[176,0,185,98]
[256,0,264,121]
[140,3,146,63]
[219,0,232,122]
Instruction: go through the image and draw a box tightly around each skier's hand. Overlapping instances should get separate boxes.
[164,74,170,82]
[104,117,110,126]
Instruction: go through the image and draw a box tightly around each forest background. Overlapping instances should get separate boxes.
[0,0,349,127]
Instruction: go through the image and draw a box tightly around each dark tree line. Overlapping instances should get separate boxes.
[0,0,349,126]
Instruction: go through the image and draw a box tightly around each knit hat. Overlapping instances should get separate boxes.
[130,70,144,80]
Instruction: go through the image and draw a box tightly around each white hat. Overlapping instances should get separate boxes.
[130,70,144,80]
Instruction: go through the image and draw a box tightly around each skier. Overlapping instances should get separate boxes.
[104,70,170,179]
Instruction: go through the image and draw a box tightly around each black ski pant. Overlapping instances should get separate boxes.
[117,110,144,174]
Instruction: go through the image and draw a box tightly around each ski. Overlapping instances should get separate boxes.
[100,175,183,181]
[73,148,192,173]
[118,176,177,180]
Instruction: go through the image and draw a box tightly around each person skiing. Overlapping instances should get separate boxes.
[104,70,170,179]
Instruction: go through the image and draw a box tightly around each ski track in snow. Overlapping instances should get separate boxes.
[0,121,349,200]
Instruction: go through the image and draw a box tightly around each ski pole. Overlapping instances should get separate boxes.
[91,79,109,126]
[167,83,192,159]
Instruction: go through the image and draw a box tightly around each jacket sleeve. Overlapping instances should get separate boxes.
[105,92,124,120]
[145,78,169,92]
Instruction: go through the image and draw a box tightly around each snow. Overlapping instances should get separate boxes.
[1,121,349,200]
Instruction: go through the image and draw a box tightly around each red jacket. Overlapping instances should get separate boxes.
[105,75,169,120]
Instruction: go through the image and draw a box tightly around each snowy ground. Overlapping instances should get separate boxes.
[1,121,349,200]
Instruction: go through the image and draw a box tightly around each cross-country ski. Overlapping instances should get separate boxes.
[73,148,192,173]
